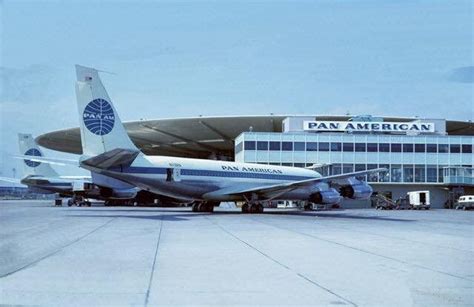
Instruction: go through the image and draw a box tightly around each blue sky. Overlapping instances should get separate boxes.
[0,0,473,179]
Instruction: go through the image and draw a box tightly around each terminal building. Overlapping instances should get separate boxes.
[37,115,474,208]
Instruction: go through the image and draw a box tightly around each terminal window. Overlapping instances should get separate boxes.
[367,143,377,152]
[379,143,390,152]
[294,142,305,151]
[426,144,437,153]
[450,144,461,153]
[241,139,471,154]
[244,141,256,150]
[330,143,341,152]
[438,144,449,153]
[403,144,414,152]
[319,142,330,151]
[415,144,425,153]
[379,164,390,182]
[257,141,268,150]
[403,165,414,182]
[391,165,402,182]
[355,143,366,152]
[427,166,437,182]
[391,143,402,152]
[367,164,379,182]
[343,164,354,173]
[343,143,354,152]
[282,142,293,151]
[269,141,280,151]
[235,142,243,154]
[415,165,426,182]
[462,144,472,153]
[307,142,317,151]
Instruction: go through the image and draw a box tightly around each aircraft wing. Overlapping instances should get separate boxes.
[203,168,387,200]
[0,177,22,184]
[14,155,79,166]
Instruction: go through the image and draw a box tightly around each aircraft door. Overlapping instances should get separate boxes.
[166,168,181,182]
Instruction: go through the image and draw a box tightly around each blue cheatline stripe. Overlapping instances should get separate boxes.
[116,166,313,181]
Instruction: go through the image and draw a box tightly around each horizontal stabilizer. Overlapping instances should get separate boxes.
[81,148,140,170]
[0,177,23,185]
[13,155,79,166]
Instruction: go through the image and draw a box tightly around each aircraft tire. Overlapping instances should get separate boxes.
[242,203,249,213]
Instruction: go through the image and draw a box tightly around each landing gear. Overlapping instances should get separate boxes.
[241,202,264,214]
[67,195,92,207]
[191,202,216,213]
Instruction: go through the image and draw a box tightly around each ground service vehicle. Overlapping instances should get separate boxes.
[455,195,474,210]
[407,191,431,210]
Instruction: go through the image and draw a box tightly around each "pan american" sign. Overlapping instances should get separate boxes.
[303,121,435,133]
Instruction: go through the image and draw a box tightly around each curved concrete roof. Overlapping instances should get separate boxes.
[37,115,474,158]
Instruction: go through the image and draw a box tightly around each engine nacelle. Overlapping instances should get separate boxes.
[100,187,138,199]
[339,183,373,200]
[309,188,342,204]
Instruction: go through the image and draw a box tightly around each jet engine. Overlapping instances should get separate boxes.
[309,188,342,204]
[339,182,373,200]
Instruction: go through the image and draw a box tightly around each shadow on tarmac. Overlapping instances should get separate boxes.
[68,208,415,222]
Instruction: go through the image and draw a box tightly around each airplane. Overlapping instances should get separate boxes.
[0,133,96,205]
[12,135,191,207]
[73,64,386,213]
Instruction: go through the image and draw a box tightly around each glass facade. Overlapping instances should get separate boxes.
[235,132,474,185]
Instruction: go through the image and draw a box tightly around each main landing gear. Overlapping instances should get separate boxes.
[67,195,91,207]
[192,202,216,213]
[241,202,264,214]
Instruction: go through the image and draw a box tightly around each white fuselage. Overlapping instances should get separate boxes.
[89,155,327,202]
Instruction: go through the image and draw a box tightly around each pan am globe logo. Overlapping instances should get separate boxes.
[24,148,42,167]
[83,98,115,136]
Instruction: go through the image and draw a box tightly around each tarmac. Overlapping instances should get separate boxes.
[0,200,473,306]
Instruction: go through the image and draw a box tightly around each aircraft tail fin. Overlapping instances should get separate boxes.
[75,65,139,158]
[18,133,59,178]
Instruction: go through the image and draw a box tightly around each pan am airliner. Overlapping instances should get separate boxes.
[74,65,385,213]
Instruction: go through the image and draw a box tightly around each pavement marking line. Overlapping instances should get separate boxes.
[144,214,164,307]
[253,217,474,283]
[0,218,117,279]
[205,216,358,307]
